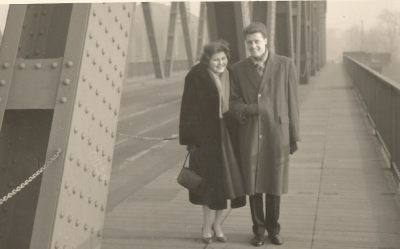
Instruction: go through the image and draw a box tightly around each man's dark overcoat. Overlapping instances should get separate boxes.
[179,63,246,210]
[230,52,301,196]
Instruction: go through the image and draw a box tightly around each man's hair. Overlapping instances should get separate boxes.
[200,40,231,66]
[243,22,268,38]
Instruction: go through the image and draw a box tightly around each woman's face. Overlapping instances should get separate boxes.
[208,51,228,75]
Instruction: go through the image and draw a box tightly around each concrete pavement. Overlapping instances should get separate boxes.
[102,63,400,249]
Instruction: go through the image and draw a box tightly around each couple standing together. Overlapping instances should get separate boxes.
[179,22,300,246]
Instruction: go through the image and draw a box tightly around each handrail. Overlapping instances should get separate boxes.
[343,55,400,91]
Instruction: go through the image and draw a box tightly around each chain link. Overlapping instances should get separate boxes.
[0,148,62,205]
[117,133,178,141]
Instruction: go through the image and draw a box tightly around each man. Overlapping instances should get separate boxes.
[229,22,300,246]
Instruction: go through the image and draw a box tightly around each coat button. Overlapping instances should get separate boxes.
[258,94,262,98]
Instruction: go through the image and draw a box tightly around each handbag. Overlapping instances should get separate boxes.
[177,152,206,195]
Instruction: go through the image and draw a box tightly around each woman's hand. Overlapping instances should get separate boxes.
[187,144,197,155]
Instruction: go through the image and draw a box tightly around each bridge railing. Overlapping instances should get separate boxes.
[343,54,400,184]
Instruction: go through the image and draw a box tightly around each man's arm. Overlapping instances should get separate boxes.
[288,60,301,154]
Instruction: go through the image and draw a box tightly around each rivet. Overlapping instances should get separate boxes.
[66,61,73,68]
[91,228,95,234]
[85,107,89,114]
[109,58,112,64]
[96,145,100,152]
[72,187,77,194]
[0,80,6,86]
[35,63,41,69]
[84,224,88,230]
[101,205,105,211]
[88,139,92,145]
[99,66,102,72]
[88,196,92,204]
[63,79,70,85]
[114,110,118,115]
[115,16,118,22]
[118,87,121,93]
[51,62,58,69]
[112,81,115,87]
[120,72,123,78]
[22,24,26,29]
[60,97,67,104]
[105,127,109,133]
[18,46,22,51]
[111,132,115,138]
[128,12,131,18]
[74,127,78,133]
[108,6,112,12]
[86,51,90,57]
[78,101,82,107]
[69,154,74,161]
[60,211,64,218]
[102,49,105,55]
[65,182,69,189]
[89,82,93,89]
[77,159,81,166]
[97,230,102,237]
[108,156,111,162]
[34,11,38,17]
[103,97,106,103]
[75,220,80,227]
[106,74,109,80]
[96,89,99,95]
[112,37,115,43]
[109,104,112,110]
[96,41,99,47]
[93,10,96,16]
[92,170,97,177]
[120,24,123,30]
[117,44,120,50]
[125,31,128,37]
[123,4,126,10]
[102,150,105,157]
[68,215,72,223]
[95,201,98,207]
[123,51,126,57]
[105,27,108,33]
[100,121,103,127]
[92,58,96,65]
[80,191,84,198]
[114,65,117,70]
[104,179,108,186]
[99,19,102,25]
[81,133,86,139]
[84,164,88,171]
[19,63,25,69]
[83,75,87,82]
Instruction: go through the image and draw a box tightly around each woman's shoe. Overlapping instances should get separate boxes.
[212,224,227,243]
[201,228,213,244]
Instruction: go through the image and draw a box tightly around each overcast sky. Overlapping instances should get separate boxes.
[0,1,399,35]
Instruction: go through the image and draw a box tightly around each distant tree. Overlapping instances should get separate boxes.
[377,9,400,54]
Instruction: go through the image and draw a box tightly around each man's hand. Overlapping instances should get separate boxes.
[290,142,298,155]
[244,103,258,115]
[187,144,197,155]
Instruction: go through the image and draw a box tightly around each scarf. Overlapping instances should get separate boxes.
[208,68,230,118]
[251,49,269,78]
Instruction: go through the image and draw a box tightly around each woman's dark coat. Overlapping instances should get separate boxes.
[179,63,246,210]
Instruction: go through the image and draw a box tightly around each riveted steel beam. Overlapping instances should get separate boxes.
[142,3,164,79]
[275,1,294,59]
[207,2,249,65]
[300,1,310,84]
[179,2,194,70]
[293,1,302,78]
[252,1,276,53]
[164,2,178,77]
[196,2,206,62]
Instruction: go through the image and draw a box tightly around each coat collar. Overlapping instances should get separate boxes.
[244,52,279,92]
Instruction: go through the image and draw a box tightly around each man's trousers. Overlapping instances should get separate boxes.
[249,193,281,235]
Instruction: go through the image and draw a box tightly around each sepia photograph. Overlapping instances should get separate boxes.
[0,0,399,248]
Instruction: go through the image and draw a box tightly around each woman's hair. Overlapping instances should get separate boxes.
[200,40,230,66]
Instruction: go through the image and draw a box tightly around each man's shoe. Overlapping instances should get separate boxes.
[252,234,264,247]
[268,233,283,245]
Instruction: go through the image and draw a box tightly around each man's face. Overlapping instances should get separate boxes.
[245,32,268,59]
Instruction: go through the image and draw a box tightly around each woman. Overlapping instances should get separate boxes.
[179,41,246,244]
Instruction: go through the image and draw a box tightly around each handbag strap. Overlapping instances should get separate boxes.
[182,152,205,178]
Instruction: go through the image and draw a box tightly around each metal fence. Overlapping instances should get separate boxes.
[343,54,400,184]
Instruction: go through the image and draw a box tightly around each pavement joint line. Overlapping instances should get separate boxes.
[115,116,179,147]
[119,98,181,122]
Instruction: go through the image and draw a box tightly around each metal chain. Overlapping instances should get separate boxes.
[117,133,178,141]
[0,148,62,206]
